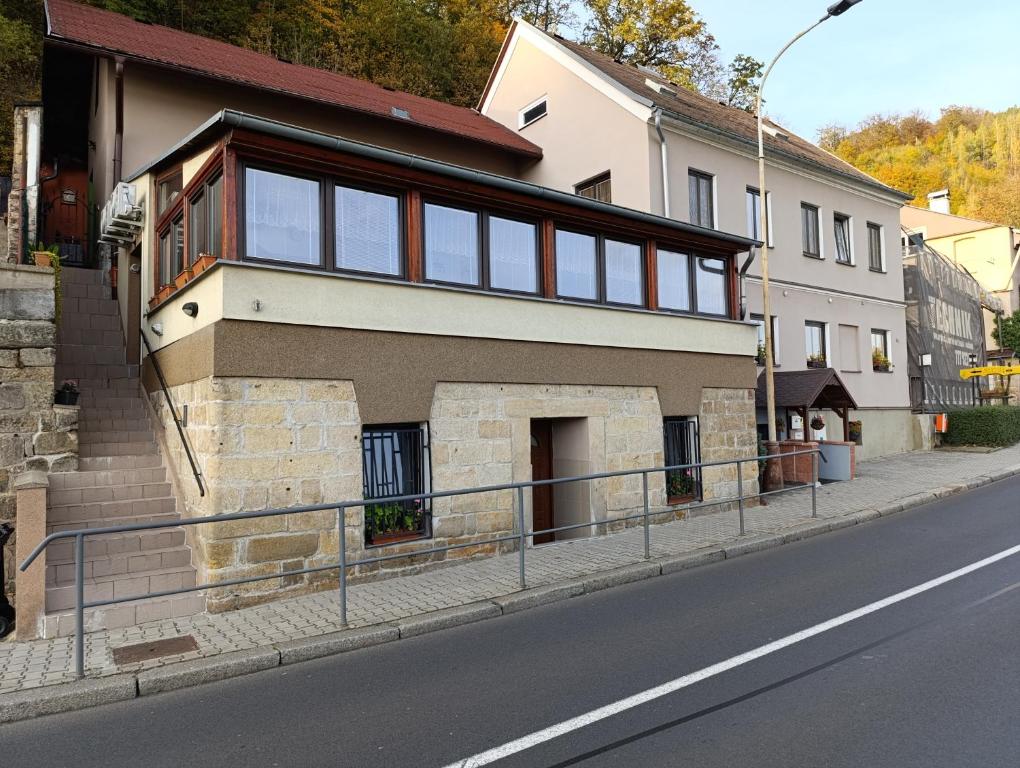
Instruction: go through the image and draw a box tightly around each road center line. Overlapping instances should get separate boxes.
[441,543,1020,768]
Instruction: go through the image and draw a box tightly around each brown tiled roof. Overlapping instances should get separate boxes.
[755,368,858,410]
[44,0,542,159]
[549,34,908,198]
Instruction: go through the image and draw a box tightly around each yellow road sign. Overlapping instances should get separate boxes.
[959,365,1020,380]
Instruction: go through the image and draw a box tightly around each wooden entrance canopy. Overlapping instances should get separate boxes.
[755,368,858,441]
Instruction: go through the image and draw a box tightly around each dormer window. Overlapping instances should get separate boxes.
[519,97,548,129]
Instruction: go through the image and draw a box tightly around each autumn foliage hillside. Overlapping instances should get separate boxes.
[819,107,1020,227]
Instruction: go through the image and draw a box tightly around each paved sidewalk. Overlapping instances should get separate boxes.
[2,445,1020,698]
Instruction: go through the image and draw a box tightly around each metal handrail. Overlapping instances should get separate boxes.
[21,448,824,679]
[140,329,205,497]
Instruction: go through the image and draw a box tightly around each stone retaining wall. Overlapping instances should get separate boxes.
[1,263,78,604]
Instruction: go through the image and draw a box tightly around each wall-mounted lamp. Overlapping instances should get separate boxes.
[150,322,163,337]
[182,302,199,318]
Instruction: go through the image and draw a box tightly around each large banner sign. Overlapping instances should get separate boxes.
[904,243,985,410]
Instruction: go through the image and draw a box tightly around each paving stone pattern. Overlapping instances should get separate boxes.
[2,445,1019,694]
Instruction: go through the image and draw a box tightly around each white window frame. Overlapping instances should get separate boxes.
[833,211,855,266]
[751,312,780,367]
[688,168,717,230]
[518,95,548,129]
[746,187,774,247]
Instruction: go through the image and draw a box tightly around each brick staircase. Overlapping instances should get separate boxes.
[43,266,204,637]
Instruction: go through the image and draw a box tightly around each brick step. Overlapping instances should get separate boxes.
[56,345,127,366]
[45,565,198,611]
[55,328,123,347]
[49,465,167,490]
[56,363,139,380]
[48,495,176,524]
[78,417,152,433]
[47,545,193,586]
[56,316,123,341]
[61,266,105,285]
[72,376,140,390]
[79,454,164,471]
[61,282,109,300]
[60,297,120,317]
[78,430,155,446]
[46,526,186,563]
[49,481,172,507]
[79,441,159,458]
[43,592,206,637]
[77,399,147,414]
[48,510,181,534]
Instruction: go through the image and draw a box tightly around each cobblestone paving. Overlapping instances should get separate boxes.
[2,445,1019,694]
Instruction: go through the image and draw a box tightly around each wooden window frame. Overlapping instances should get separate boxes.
[553,227,647,308]
[575,171,612,204]
[653,243,732,320]
[333,181,407,279]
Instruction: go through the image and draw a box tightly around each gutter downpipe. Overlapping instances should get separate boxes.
[654,108,670,219]
[113,56,125,185]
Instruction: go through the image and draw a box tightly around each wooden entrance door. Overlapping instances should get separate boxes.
[530,420,554,544]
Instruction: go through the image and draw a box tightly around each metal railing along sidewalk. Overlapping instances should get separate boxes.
[21,449,823,679]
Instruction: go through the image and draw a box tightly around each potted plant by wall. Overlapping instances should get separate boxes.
[191,253,217,276]
[807,353,827,369]
[848,420,863,445]
[29,242,59,268]
[173,266,193,290]
[755,342,767,366]
[156,284,174,304]
[666,469,697,504]
[810,415,826,432]
[872,348,892,372]
[365,500,427,546]
[54,380,79,406]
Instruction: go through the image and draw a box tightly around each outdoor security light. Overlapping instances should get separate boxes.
[150,322,163,337]
[827,0,863,16]
[182,301,199,318]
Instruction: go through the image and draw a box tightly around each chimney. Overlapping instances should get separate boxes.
[927,189,951,214]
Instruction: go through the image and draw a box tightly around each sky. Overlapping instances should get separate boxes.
[566,0,1020,142]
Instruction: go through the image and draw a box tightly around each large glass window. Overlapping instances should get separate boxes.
[188,191,207,264]
[488,216,538,293]
[871,329,891,371]
[751,313,778,366]
[802,203,820,258]
[207,174,222,259]
[424,203,479,286]
[868,222,884,271]
[746,187,772,246]
[657,249,691,312]
[158,169,182,216]
[336,185,401,276]
[362,424,432,547]
[805,321,827,368]
[834,213,852,264]
[555,229,597,300]
[694,257,727,315]
[576,173,612,203]
[604,239,643,306]
[245,167,321,265]
[688,170,714,228]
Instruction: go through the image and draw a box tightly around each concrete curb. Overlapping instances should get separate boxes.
[2,468,1018,723]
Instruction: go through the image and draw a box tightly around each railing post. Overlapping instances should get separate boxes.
[517,486,526,589]
[338,506,348,628]
[642,471,650,559]
[736,458,745,536]
[811,452,818,518]
[74,533,85,680]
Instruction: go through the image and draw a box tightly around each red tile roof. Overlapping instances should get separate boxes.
[44,0,542,159]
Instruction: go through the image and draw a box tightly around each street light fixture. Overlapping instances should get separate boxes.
[756,0,864,490]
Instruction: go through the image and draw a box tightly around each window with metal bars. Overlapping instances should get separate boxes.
[361,424,432,546]
[663,417,701,502]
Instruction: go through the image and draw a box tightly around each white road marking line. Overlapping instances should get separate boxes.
[441,543,1020,768]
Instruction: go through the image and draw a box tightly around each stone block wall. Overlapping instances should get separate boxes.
[1,262,78,603]
[150,377,362,611]
[698,387,759,510]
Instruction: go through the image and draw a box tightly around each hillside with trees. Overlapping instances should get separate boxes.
[0,0,761,172]
[819,107,1020,227]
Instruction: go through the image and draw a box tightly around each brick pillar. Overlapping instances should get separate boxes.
[14,470,47,640]
[5,103,43,265]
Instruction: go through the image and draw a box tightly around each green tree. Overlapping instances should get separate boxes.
[0,2,42,172]
[993,310,1020,355]
[724,53,763,112]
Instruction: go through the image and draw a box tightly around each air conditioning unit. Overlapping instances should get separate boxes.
[99,182,144,246]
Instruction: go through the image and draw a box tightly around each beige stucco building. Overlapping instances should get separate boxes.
[480,20,921,459]
[902,193,1020,353]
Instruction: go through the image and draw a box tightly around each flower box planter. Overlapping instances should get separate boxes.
[191,253,217,276]
[806,359,827,369]
[156,284,173,304]
[54,389,80,406]
[174,268,193,290]
[32,251,56,268]
[368,530,427,547]
[667,494,697,505]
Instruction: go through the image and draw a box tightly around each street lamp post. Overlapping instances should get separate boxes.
[756,0,863,490]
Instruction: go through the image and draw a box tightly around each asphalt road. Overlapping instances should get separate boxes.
[3,476,1019,767]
